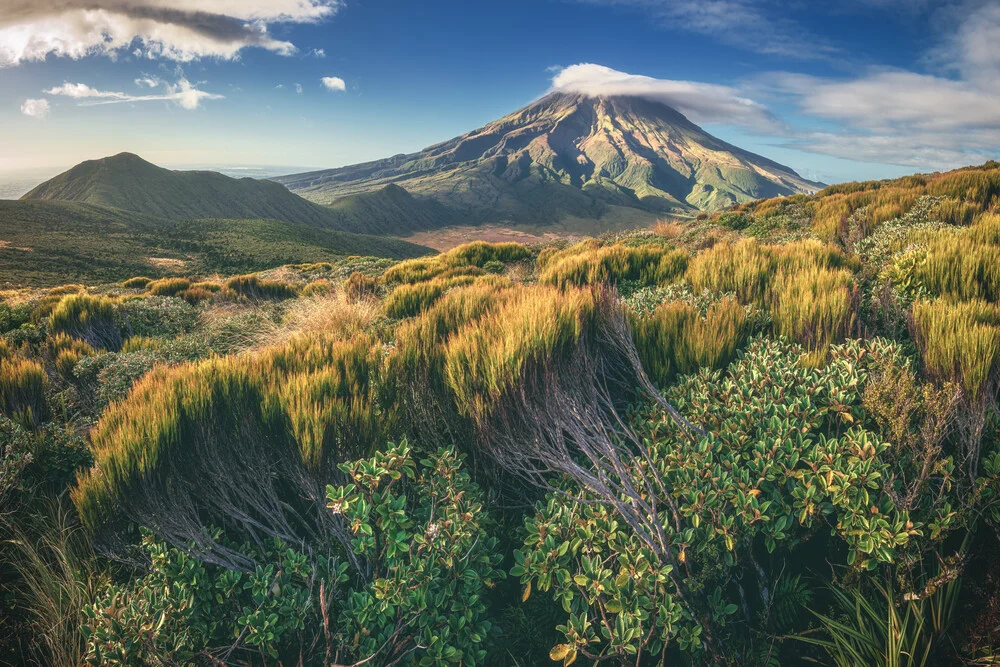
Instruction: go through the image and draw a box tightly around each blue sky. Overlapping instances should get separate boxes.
[1,0,999,184]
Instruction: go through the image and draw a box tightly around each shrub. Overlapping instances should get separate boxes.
[630,297,751,386]
[119,295,197,338]
[121,276,152,289]
[224,273,298,300]
[0,356,49,428]
[716,211,752,230]
[146,277,191,297]
[0,300,32,334]
[48,294,122,351]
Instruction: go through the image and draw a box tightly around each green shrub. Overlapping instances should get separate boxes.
[716,211,752,230]
[0,300,32,334]
[119,295,197,338]
[47,294,122,351]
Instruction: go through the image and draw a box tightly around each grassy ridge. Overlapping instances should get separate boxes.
[0,200,433,287]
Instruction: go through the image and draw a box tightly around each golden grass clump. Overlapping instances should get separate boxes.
[224,273,299,301]
[146,277,191,296]
[913,236,1000,302]
[343,271,379,302]
[770,266,857,357]
[383,241,532,284]
[630,297,750,386]
[539,243,688,289]
[651,219,684,239]
[47,284,87,297]
[0,356,49,428]
[47,293,122,351]
[46,332,97,380]
[912,298,1000,401]
[301,278,334,297]
[385,275,479,319]
[121,336,163,354]
[122,276,152,289]
[270,290,383,345]
[73,331,394,538]
[443,285,601,421]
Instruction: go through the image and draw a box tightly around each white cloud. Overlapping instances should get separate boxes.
[307,47,325,57]
[570,0,838,60]
[0,1,342,66]
[294,82,303,94]
[321,75,345,91]
[20,98,50,118]
[45,77,223,110]
[551,63,778,129]
[135,75,160,87]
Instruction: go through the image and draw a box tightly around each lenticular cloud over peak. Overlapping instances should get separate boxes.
[550,63,776,130]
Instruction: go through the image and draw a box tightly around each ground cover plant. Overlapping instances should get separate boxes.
[2,162,1000,666]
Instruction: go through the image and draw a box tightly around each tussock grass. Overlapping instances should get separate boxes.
[539,243,688,289]
[771,266,857,356]
[302,278,334,297]
[630,297,750,386]
[271,291,383,344]
[48,293,122,351]
[146,277,191,297]
[384,241,532,284]
[344,271,379,302]
[912,299,1000,401]
[0,356,49,428]
[385,275,481,319]
[224,273,298,300]
[121,276,152,289]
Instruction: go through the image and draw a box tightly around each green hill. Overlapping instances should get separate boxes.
[0,200,433,287]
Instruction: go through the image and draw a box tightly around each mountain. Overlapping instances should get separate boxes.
[0,200,432,287]
[275,93,822,226]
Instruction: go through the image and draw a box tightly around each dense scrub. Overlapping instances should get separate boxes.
[4,166,1000,666]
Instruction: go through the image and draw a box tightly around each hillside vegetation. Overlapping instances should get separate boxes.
[2,162,1000,666]
[0,200,433,287]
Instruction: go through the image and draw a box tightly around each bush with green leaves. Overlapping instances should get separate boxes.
[511,337,962,664]
[119,295,198,338]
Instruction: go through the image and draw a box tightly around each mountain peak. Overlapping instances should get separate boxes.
[276,91,820,222]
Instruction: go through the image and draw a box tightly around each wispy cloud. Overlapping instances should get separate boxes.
[20,98,49,118]
[0,0,342,66]
[46,78,223,110]
[134,75,161,88]
[551,63,779,130]
[569,0,839,60]
[307,47,326,58]
[294,82,303,94]
[321,75,346,91]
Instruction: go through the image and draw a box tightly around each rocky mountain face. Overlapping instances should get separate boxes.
[276,93,821,224]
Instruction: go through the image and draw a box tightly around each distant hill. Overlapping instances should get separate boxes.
[20,152,462,237]
[275,93,822,228]
[0,200,432,287]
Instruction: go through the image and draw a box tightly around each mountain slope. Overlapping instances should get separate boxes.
[21,153,349,228]
[276,93,821,225]
[0,200,432,287]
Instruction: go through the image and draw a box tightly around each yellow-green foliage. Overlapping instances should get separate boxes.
[178,287,214,304]
[771,267,857,355]
[190,281,222,293]
[538,243,688,289]
[147,278,191,296]
[0,338,11,361]
[908,214,1000,301]
[686,239,848,304]
[912,298,1000,400]
[383,242,531,284]
[224,274,298,300]
[385,275,479,319]
[73,332,393,531]
[48,293,122,351]
[630,297,750,386]
[302,279,334,297]
[122,276,152,289]
[47,284,87,297]
[444,286,601,421]
[344,272,379,302]
[46,332,96,379]
[121,336,163,354]
[280,334,391,470]
[0,356,48,428]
